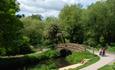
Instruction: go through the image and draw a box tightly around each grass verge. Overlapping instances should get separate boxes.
[75,55,100,70]
[98,63,115,70]
[66,51,100,70]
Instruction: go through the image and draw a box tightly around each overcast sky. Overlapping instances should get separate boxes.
[16,0,99,17]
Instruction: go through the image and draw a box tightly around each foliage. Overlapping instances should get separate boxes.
[0,0,34,55]
[66,51,94,64]
[25,50,60,61]
[59,5,84,43]
[21,16,44,47]
[1,0,115,56]
[44,17,65,49]
[0,14,24,55]
[0,0,19,15]
[0,48,6,56]
[107,45,115,52]
[47,24,60,43]
[30,14,42,20]
[0,50,60,68]
[75,56,99,70]
[84,0,115,47]
[43,50,60,58]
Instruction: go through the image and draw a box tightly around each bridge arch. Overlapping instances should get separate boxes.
[60,49,72,57]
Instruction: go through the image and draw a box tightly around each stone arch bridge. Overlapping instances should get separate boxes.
[56,43,85,52]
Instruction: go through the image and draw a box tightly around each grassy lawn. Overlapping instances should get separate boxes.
[107,47,115,53]
[66,51,97,64]
[107,43,115,53]
[64,52,100,70]
[98,63,115,70]
[64,55,99,70]
[75,56,99,70]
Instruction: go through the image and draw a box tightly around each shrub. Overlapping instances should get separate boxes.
[44,50,60,58]
[0,48,6,56]
[24,50,60,63]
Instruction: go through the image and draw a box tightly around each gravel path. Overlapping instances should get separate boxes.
[80,51,115,70]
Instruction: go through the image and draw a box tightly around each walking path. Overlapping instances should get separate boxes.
[59,59,90,70]
[59,63,83,70]
[59,50,115,70]
[80,51,115,70]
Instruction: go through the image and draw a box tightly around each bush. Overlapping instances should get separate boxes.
[66,51,94,64]
[44,50,60,58]
[24,50,60,63]
[0,48,6,56]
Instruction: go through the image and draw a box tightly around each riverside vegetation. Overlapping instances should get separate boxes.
[0,0,115,70]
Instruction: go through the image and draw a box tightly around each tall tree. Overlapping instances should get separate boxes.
[21,16,44,47]
[106,0,115,43]
[44,17,64,48]
[85,0,115,47]
[0,0,24,55]
[59,5,84,43]
[0,0,19,15]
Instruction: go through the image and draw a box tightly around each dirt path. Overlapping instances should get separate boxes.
[80,51,115,70]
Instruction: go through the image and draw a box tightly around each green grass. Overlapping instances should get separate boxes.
[98,63,115,70]
[107,47,115,53]
[75,56,99,70]
[65,52,100,70]
[107,43,115,53]
[66,51,98,64]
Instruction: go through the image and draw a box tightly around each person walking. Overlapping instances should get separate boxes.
[99,48,102,55]
[102,47,106,56]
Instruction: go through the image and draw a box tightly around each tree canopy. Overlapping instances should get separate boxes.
[59,5,84,43]
[0,0,24,55]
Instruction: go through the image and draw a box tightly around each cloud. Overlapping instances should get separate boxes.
[16,0,97,17]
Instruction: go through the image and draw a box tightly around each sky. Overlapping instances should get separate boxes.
[16,0,99,17]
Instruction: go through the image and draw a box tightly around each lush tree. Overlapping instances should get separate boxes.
[0,0,19,15]
[0,0,25,55]
[83,2,105,48]
[81,0,115,49]
[21,16,44,47]
[59,5,84,43]
[44,17,65,49]
[29,14,42,20]
[47,24,60,43]
[0,14,24,55]
[106,0,115,43]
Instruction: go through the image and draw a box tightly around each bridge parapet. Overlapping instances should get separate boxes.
[56,43,85,52]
